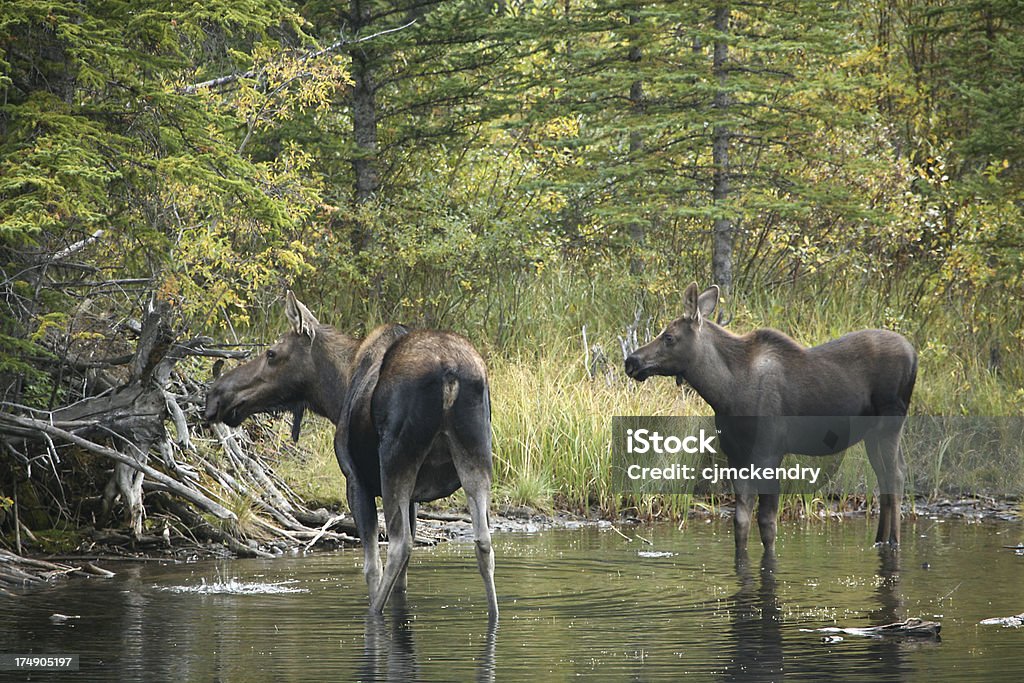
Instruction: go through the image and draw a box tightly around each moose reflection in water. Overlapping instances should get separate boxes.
[625,283,918,557]
[361,595,498,683]
[205,292,498,618]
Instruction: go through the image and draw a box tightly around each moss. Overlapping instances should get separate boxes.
[30,528,85,554]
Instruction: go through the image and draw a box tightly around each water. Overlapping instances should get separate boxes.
[2,517,1023,681]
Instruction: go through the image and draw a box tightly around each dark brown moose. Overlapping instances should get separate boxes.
[205,292,498,618]
[625,283,917,557]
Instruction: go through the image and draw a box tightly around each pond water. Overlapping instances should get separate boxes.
[2,516,1023,681]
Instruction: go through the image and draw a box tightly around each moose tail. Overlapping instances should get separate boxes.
[441,371,460,411]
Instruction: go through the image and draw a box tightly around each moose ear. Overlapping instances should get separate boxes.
[682,282,701,320]
[697,285,720,319]
[285,290,320,340]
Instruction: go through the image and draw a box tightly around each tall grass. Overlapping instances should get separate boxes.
[488,350,705,514]
[274,266,1024,519]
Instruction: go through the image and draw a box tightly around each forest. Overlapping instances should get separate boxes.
[1,1,1022,554]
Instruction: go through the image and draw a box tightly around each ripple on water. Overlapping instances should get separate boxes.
[157,578,308,595]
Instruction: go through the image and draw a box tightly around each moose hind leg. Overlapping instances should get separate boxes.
[370,474,417,614]
[757,493,780,556]
[395,502,418,594]
[449,439,498,620]
[466,484,498,621]
[865,428,906,546]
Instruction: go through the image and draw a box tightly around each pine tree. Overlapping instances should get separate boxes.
[510,1,871,290]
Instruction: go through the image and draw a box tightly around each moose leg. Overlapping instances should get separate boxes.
[465,485,498,621]
[449,439,498,621]
[733,487,757,561]
[757,493,780,556]
[371,475,416,614]
[348,479,383,593]
[865,427,906,546]
[394,503,418,594]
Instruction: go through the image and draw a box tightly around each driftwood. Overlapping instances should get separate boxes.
[0,548,114,588]
[980,612,1024,628]
[803,618,942,639]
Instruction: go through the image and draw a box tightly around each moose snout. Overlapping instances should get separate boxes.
[204,384,235,425]
[203,391,222,423]
[624,354,649,381]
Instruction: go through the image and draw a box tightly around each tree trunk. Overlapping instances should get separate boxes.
[711,2,734,295]
[350,0,380,205]
[628,12,646,276]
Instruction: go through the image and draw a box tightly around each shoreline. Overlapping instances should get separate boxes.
[2,494,1020,590]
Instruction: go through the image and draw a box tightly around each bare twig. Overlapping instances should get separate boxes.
[179,20,417,94]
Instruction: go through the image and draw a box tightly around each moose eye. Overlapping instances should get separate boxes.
[266,349,277,362]
[662,334,675,346]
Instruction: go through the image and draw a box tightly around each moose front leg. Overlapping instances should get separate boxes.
[348,479,382,593]
[733,487,757,562]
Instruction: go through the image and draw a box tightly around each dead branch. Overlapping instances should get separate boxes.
[1,412,235,520]
[179,20,416,94]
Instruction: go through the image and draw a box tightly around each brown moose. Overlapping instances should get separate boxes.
[625,283,917,558]
[205,292,498,619]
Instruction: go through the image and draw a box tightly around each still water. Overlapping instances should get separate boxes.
[2,517,1022,681]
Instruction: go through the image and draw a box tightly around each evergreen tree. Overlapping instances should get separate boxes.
[511,1,870,290]
[0,0,343,402]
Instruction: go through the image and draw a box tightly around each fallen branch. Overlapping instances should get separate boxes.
[416,510,471,523]
[802,618,941,639]
[0,413,235,521]
[304,514,347,551]
[980,612,1024,628]
[0,548,115,585]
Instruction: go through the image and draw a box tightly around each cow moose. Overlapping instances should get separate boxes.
[205,292,498,619]
[624,283,917,557]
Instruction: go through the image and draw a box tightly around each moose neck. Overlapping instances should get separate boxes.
[685,322,746,414]
[306,327,359,424]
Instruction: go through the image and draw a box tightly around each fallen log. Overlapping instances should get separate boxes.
[802,618,941,639]
[0,548,115,585]
[1,413,235,521]
[980,612,1024,628]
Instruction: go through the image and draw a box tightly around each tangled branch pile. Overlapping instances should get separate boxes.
[0,299,358,561]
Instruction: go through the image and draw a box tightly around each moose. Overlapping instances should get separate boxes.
[205,292,498,619]
[625,283,917,557]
